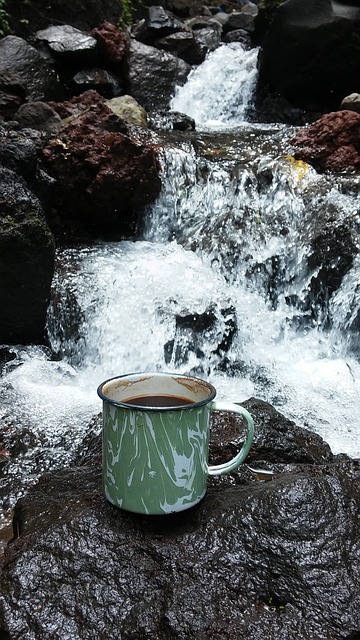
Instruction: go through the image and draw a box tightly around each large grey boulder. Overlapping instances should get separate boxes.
[0,36,63,103]
[126,39,191,111]
[256,0,360,115]
[0,165,55,344]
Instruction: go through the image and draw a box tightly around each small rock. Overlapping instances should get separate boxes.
[105,95,148,127]
[341,92,360,114]
[14,101,63,137]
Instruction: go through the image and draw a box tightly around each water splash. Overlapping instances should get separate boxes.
[171,43,259,127]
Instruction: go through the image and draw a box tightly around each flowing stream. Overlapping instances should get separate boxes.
[1,43,360,529]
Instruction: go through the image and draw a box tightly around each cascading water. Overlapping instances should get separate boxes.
[170,43,259,126]
[1,43,360,530]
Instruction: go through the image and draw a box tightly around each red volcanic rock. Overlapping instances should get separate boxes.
[91,22,128,66]
[289,110,360,173]
[42,91,162,241]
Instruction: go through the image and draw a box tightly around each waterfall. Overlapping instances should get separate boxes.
[170,43,259,126]
[1,43,360,520]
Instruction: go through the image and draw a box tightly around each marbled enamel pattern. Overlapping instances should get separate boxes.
[102,401,210,514]
[99,372,254,515]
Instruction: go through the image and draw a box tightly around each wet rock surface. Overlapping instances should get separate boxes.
[126,38,191,112]
[256,0,360,115]
[0,399,358,640]
[0,36,63,104]
[0,165,55,343]
[289,110,360,173]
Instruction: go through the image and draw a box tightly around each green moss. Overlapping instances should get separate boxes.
[0,0,11,36]
[265,594,287,614]
[119,0,146,28]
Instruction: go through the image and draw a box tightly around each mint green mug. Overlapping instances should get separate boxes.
[97,372,254,515]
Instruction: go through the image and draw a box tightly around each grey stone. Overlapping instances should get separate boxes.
[341,92,360,113]
[126,39,191,112]
[0,36,63,102]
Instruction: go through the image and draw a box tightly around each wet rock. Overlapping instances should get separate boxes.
[0,123,42,181]
[256,0,360,114]
[185,16,223,52]
[305,222,357,325]
[164,304,237,369]
[155,30,207,65]
[160,0,207,19]
[289,110,360,173]
[126,39,191,112]
[148,109,195,131]
[106,95,148,127]
[5,0,123,39]
[34,25,98,66]
[46,284,86,364]
[223,28,253,48]
[0,166,55,343]
[0,72,27,121]
[41,91,162,241]
[0,348,16,375]
[0,36,63,103]
[13,102,63,138]
[0,421,42,511]
[253,92,306,126]
[240,1,258,17]
[0,121,55,218]
[134,5,185,45]
[242,397,334,464]
[67,67,123,98]
[221,10,257,33]
[0,452,358,639]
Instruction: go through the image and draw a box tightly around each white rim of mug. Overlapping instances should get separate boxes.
[97,371,217,411]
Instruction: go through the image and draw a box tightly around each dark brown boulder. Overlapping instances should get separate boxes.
[289,110,360,173]
[41,91,162,241]
[14,102,63,138]
[161,0,208,18]
[91,21,128,66]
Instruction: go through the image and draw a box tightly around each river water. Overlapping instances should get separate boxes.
[1,43,360,525]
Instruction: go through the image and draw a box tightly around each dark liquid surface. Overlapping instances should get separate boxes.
[122,394,194,408]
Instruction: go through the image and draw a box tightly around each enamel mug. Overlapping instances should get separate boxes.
[97,371,254,515]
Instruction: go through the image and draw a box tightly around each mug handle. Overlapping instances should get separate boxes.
[208,401,254,476]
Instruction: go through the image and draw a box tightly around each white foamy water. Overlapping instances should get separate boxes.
[1,230,359,460]
[171,43,259,127]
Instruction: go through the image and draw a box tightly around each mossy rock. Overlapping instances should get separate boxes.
[0,166,55,344]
